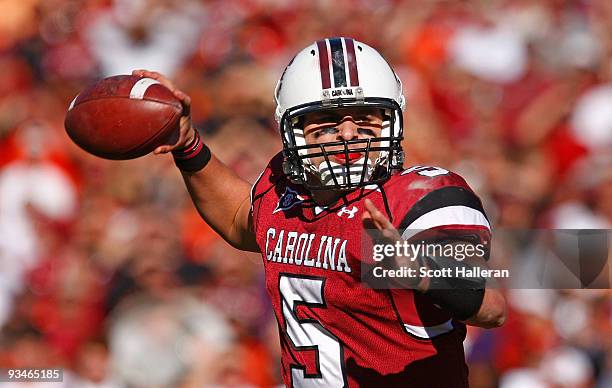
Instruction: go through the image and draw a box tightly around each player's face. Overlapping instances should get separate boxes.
[302,107,384,169]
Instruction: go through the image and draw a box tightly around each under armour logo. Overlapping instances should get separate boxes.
[337,206,358,219]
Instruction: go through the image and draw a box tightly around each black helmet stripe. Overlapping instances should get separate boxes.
[329,38,347,87]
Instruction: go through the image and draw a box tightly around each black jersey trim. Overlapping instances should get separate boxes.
[399,186,488,231]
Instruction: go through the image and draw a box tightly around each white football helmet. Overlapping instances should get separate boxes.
[275,37,405,190]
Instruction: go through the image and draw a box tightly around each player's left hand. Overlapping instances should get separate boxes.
[362,199,428,291]
[362,199,401,241]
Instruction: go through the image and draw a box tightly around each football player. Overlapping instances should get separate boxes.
[133,37,506,387]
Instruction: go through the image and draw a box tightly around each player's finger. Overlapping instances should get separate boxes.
[132,69,176,93]
[362,200,385,229]
[131,70,190,116]
[175,90,191,116]
[143,74,189,113]
[362,212,376,229]
[364,199,401,240]
[362,207,385,231]
[134,69,162,79]
[171,135,187,150]
[132,69,163,81]
[382,228,401,241]
[174,90,191,106]
[364,199,389,228]
[154,145,170,154]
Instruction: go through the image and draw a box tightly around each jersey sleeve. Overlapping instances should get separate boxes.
[250,151,286,236]
[390,166,491,258]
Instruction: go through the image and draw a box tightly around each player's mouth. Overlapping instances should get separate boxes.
[331,152,363,164]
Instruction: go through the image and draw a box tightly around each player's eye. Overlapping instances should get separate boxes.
[357,127,377,137]
[314,127,339,137]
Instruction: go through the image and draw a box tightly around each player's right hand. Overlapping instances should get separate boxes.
[131,69,196,154]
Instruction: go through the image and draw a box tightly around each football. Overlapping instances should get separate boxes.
[64,75,182,160]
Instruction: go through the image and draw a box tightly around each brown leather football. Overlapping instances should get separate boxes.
[64,75,182,160]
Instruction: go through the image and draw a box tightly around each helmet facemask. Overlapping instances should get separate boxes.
[280,98,404,191]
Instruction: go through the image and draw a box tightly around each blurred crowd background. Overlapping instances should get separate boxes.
[0,0,611,387]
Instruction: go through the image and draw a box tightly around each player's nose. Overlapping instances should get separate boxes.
[337,119,358,141]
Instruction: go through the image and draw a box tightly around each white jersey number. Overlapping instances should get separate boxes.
[279,275,347,388]
[401,165,449,177]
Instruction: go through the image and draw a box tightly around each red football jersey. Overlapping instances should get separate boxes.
[251,153,491,388]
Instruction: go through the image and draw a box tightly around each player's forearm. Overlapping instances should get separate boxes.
[386,241,506,328]
[180,155,259,252]
[464,288,506,328]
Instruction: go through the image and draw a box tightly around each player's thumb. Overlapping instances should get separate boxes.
[154,145,170,154]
